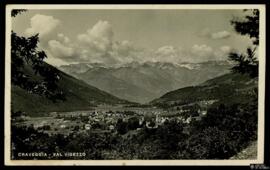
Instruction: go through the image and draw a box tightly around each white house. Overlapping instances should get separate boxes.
[85,124,91,130]
[60,124,66,129]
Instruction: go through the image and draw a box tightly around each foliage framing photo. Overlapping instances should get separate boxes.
[229,9,259,78]
[11,10,65,102]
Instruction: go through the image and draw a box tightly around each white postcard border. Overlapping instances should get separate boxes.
[4,4,266,166]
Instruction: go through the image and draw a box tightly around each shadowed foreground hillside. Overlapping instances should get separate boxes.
[11,62,131,116]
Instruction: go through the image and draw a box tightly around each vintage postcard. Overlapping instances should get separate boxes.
[5,4,266,166]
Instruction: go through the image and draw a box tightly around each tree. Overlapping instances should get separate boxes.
[116,118,128,134]
[11,10,65,101]
[11,9,27,17]
[229,9,259,78]
[231,9,259,45]
[127,117,140,130]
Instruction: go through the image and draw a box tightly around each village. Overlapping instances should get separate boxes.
[12,101,212,136]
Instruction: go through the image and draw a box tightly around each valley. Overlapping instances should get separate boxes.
[58,61,232,103]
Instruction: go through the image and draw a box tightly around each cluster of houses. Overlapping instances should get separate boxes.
[13,103,209,135]
[143,108,207,129]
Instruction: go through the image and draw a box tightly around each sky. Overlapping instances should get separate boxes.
[11,9,254,66]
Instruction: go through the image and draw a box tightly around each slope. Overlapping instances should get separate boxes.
[151,73,258,106]
[11,63,131,116]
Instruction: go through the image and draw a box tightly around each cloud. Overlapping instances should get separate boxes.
[214,45,232,59]
[154,46,182,63]
[113,40,136,57]
[57,33,70,44]
[220,46,231,53]
[46,21,136,65]
[152,44,230,63]
[45,20,118,65]
[77,20,113,53]
[25,14,60,38]
[110,40,146,64]
[42,20,232,66]
[48,40,74,59]
[211,31,231,39]
[44,52,71,67]
[58,20,120,65]
[191,44,213,57]
[170,44,232,63]
[46,33,75,61]
[200,28,231,40]
[74,21,150,65]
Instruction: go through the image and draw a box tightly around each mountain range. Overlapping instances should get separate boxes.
[58,61,233,103]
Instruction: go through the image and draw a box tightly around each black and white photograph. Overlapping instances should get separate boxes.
[4,4,266,166]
